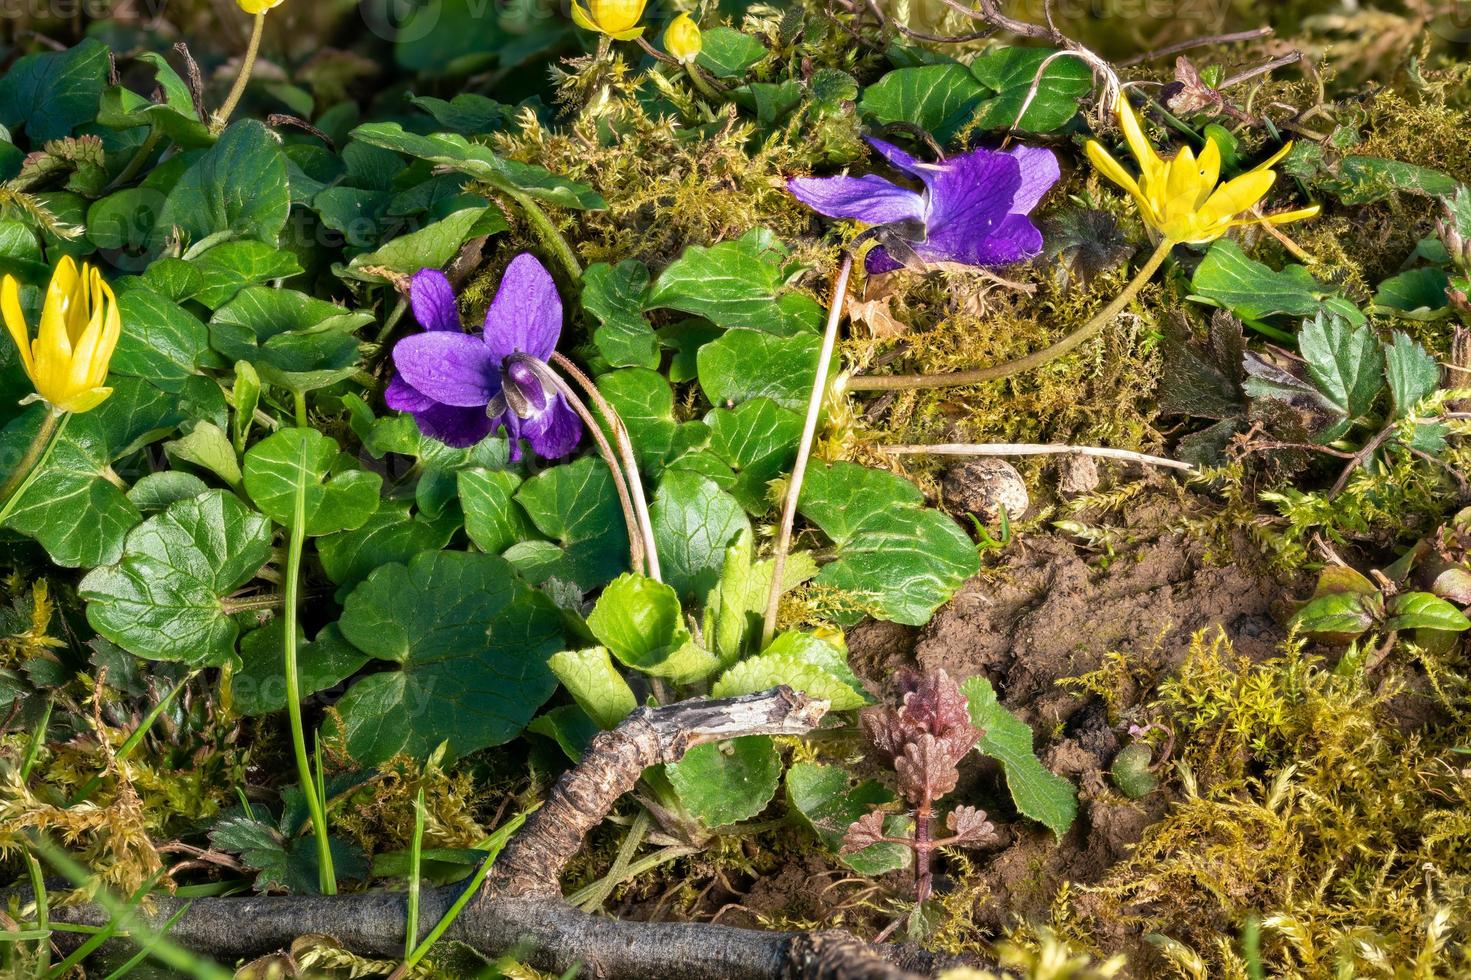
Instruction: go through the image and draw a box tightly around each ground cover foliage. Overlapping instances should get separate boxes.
[0,0,1469,976]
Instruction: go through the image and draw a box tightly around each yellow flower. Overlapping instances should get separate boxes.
[237,0,285,13]
[1085,94,1320,245]
[664,13,702,64]
[571,0,646,39]
[2,258,122,415]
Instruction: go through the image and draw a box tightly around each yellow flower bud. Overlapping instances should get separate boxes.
[2,258,122,415]
[664,13,702,64]
[237,0,285,12]
[571,0,647,39]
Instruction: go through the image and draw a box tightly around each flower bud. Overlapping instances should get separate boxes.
[571,0,647,39]
[664,13,702,64]
[237,0,286,13]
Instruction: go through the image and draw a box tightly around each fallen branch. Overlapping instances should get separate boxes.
[36,689,966,979]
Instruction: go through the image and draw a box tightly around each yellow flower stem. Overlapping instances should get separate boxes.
[504,187,583,285]
[283,431,336,895]
[213,11,267,133]
[845,238,1174,392]
[762,252,854,648]
[684,62,723,101]
[0,409,67,527]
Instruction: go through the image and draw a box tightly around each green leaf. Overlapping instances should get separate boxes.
[698,328,822,411]
[243,428,383,536]
[696,28,767,78]
[547,646,637,729]
[970,47,1091,133]
[0,411,140,569]
[1190,240,1365,326]
[165,422,241,488]
[79,491,274,666]
[711,631,870,711]
[342,205,508,284]
[647,229,820,334]
[596,368,711,477]
[586,573,719,684]
[650,471,751,601]
[1335,156,1457,204]
[457,468,534,554]
[705,398,802,513]
[335,551,564,764]
[1383,332,1441,418]
[858,64,986,142]
[584,260,657,369]
[209,287,371,372]
[961,676,1077,839]
[798,462,978,626]
[127,472,211,513]
[409,93,514,132]
[233,622,370,716]
[155,120,291,248]
[86,189,162,253]
[191,241,305,309]
[1386,592,1471,633]
[0,39,109,141]
[1369,267,1451,321]
[316,500,460,596]
[209,811,364,895]
[1291,591,1381,639]
[514,455,630,589]
[703,528,756,666]
[666,735,781,828]
[350,123,606,209]
[1296,312,1383,421]
[109,287,211,392]
[785,762,910,875]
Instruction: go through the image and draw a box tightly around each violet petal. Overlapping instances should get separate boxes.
[1005,145,1061,214]
[483,253,563,364]
[410,268,461,332]
[411,401,495,448]
[865,136,924,177]
[393,331,503,408]
[522,393,583,460]
[786,174,925,227]
[384,371,436,414]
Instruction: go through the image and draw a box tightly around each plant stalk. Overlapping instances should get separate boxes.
[213,11,266,132]
[844,238,1173,392]
[551,352,661,581]
[516,356,648,577]
[505,187,583,286]
[762,253,854,647]
[284,435,336,895]
[0,409,66,527]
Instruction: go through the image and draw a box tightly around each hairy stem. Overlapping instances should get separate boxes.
[213,11,266,132]
[877,442,1194,472]
[763,254,853,647]
[844,238,1172,392]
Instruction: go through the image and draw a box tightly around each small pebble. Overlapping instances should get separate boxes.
[941,458,1029,524]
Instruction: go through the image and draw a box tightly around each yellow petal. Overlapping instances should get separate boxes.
[1115,93,1163,185]
[67,269,114,393]
[2,274,35,378]
[57,386,112,415]
[570,2,601,33]
[1262,203,1321,225]
[1197,169,1276,224]
[664,13,701,63]
[1248,141,1293,174]
[1084,140,1141,198]
[1195,136,1222,200]
[1162,147,1207,218]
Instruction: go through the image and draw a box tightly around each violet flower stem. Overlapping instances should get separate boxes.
[517,357,648,577]
[213,11,266,133]
[551,352,661,582]
[845,238,1173,392]
[762,253,854,648]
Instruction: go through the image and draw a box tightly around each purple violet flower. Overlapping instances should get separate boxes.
[386,253,582,461]
[787,138,1060,274]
